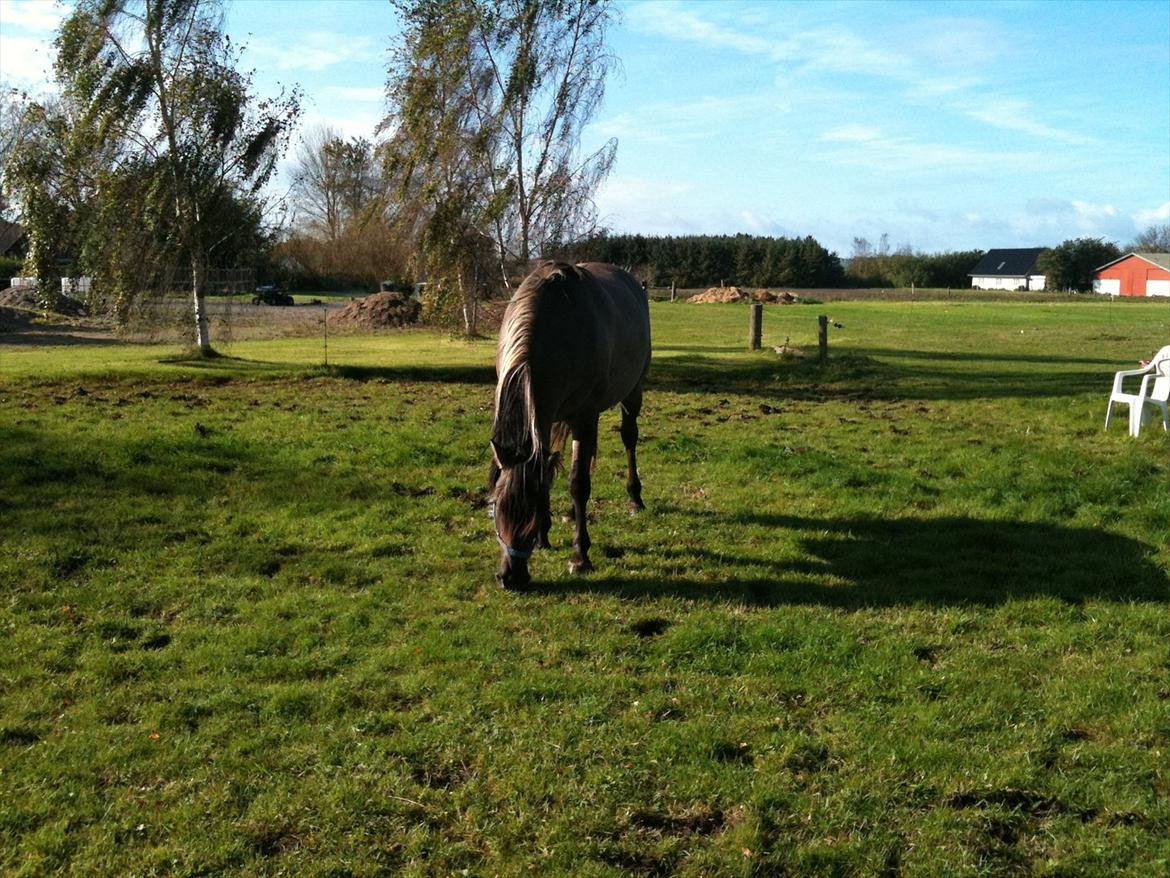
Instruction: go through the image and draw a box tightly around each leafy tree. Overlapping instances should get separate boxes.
[384,0,618,331]
[5,95,92,310]
[1129,223,1170,252]
[0,83,35,221]
[291,126,385,241]
[383,0,503,333]
[45,0,299,352]
[1037,237,1122,293]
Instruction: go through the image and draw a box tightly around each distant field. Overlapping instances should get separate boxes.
[1,299,1168,876]
[650,285,1148,303]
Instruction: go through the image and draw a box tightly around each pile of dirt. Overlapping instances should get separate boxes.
[689,286,800,305]
[328,291,421,328]
[0,286,87,316]
[690,285,752,303]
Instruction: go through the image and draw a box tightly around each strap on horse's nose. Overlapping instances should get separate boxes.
[496,532,532,560]
[490,500,533,559]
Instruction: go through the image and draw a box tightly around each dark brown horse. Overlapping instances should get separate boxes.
[489,261,651,589]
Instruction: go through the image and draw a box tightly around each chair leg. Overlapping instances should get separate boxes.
[1104,400,1113,430]
[1129,404,1143,437]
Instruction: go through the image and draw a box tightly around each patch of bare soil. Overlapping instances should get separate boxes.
[0,295,118,346]
[328,291,421,329]
[689,286,800,304]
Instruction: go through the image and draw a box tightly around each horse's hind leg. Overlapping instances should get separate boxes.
[620,386,645,513]
[569,416,598,574]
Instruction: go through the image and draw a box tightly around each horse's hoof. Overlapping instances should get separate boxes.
[569,558,594,575]
[628,501,645,515]
[497,572,530,591]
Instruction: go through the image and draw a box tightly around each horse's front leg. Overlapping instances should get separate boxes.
[569,416,598,574]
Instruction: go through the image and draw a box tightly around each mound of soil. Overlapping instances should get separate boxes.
[0,286,88,316]
[689,286,800,304]
[690,285,751,303]
[328,291,421,328]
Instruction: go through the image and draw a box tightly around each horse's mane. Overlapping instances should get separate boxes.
[491,262,578,467]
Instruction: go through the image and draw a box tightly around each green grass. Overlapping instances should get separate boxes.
[2,298,1169,876]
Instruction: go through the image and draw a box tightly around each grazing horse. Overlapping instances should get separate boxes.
[489,261,651,589]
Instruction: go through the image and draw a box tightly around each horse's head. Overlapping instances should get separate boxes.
[489,444,556,589]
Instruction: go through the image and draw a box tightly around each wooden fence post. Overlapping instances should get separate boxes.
[670,281,676,302]
[818,314,828,363]
[749,303,763,350]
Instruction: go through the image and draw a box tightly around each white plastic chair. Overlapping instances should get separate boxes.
[1105,344,1170,437]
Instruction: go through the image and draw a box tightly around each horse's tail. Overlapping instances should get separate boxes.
[491,362,541,467]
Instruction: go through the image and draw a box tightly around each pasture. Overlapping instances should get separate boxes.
[1,298,1168,876]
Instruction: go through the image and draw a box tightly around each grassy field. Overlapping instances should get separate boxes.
[2,297,1168,876]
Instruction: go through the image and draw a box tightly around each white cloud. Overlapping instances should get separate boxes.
[594,94,781,145]
[822,124,882,143]
[625,2,776,59]
[593,174,698,232]
[246,32,380,73]
[298,105,383,142]
[0,33,54,89]
[820,129,1046,174]
[736,210,788,237]
[1011,197,1136,244]
[962,98,1094,145]
[628,2,906,78]
[321,86,385,104]
[1132,202,1170,227]
[0,0,67,32]
[629,2,1094,157]
[1072,200,1118,223]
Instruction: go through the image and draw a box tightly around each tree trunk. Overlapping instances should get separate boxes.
[192,254,212,354]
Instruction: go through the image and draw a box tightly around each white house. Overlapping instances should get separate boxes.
[969,248,1046,291]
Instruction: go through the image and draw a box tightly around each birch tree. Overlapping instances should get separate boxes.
[52,0,299,353]
[384,0,618,324]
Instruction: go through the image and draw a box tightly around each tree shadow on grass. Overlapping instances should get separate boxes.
[142,345,1123,405]
[527,511,1169,608]
[329,364,497,385]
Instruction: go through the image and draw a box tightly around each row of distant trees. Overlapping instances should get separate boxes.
[846,229,1170,293]
[552,233,844,288]
[551,229,1170,293]
[845,236,984,289]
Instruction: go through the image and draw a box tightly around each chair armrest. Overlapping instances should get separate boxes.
[1113,365,1154,394]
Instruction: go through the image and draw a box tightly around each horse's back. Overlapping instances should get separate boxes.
[575,262,651,399]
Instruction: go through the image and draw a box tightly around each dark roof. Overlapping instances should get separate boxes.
[0,219,24,255]
[968,248,1045,277]
[1095,252,1170,272]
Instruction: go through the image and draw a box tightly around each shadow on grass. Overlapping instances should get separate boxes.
[157,352,291,370]
[0,329,121,347]
[644,348,1119,402]
[329,364,497,385]
[527,511,1169,607]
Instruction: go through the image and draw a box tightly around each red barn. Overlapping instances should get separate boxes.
[1093,252,1170,297]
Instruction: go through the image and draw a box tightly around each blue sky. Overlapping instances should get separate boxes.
[3,0,1168,255]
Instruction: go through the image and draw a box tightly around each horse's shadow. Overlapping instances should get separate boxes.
[526,510,1169,607]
